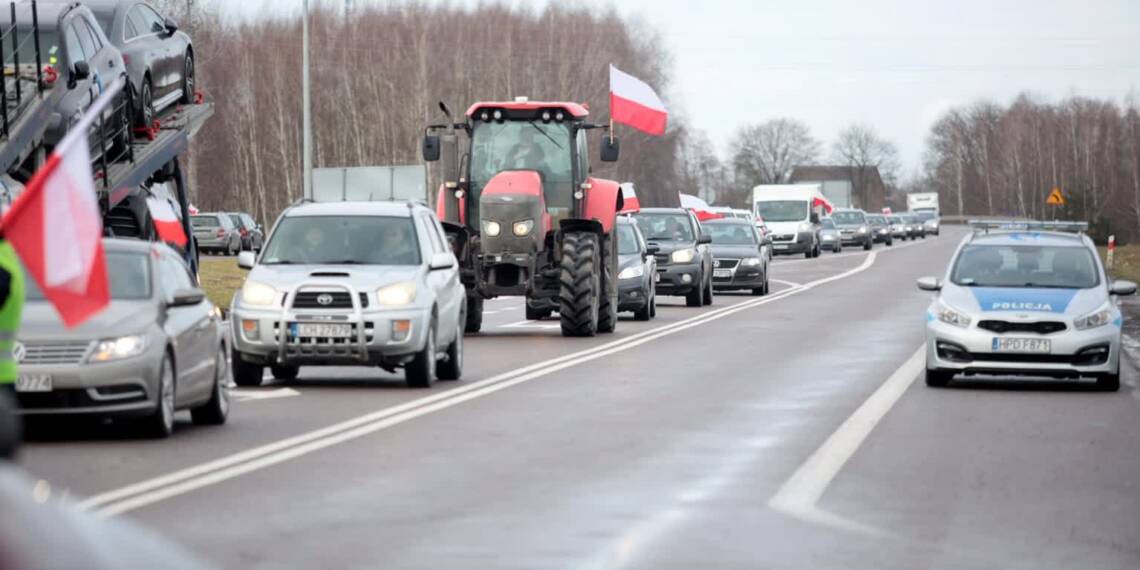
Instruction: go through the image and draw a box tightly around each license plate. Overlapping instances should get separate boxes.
[992,337,1052,354]
[16,374,52,393]
[714,269,733,279]
[291,323,353,338]
[774,244,789,250]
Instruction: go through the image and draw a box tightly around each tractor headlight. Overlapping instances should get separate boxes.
[1074,303,1114,330]
[671,248,696,264]
[512,219,535,237]
[618,266,645,280]
[377,282,417,307]
[241,281,277,307]
[483,220,502,237]
[741,257,762,267]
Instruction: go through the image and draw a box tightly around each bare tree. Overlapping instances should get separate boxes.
[729,118,820,189]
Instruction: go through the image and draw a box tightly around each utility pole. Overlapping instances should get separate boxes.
[302,0,313,200]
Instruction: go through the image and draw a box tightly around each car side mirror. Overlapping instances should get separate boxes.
[164,17,179,34]
[71,60,91,82]
[1110,280,1137,296]
[600,135,620,163]
[646,245,661,256]
[237,251,256,270]
[698,232,712,245]
[429,252,457,271]
[169,288,206,308]
[810,213,821,225]
[916,276,942,291]
[422,134,441,162]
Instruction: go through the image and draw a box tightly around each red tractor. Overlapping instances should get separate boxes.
[423,98,627,337]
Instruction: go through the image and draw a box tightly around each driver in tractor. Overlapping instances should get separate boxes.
[506,129,548,173]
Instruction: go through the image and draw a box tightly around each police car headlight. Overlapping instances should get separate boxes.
[241,281,277,307]
[90,335,147,363]
[741,257,762,267]
[512,219,534,237]
[671,248,696,264]
[618,266,644,280]
[377,282,417,307]
[1075,304,1114,330]
[482,220,502,237]
[936,300,972,328]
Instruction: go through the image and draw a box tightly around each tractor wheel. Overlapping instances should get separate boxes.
[597,234,618,334]
[559,231,601,337]
[465,296,483,333]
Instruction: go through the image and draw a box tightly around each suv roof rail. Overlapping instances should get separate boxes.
[968,219,1089,235]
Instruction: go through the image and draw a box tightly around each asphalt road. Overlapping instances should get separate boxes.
[16,228,1140,569]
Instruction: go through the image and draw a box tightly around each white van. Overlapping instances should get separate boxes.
[752,184,828,258]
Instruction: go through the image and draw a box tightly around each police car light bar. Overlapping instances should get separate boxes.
[968,220,1089,234]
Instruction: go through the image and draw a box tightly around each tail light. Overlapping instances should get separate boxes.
[216,229,226,238]
[240,229,249,237]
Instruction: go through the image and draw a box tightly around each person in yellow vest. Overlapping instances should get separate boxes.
[0,235,24,459]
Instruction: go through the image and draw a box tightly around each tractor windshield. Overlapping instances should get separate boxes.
[469,120,574,217]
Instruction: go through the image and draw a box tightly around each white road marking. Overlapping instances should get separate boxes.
[768,345,926,535]
[79,253,880,516]
[498,320,561,330]
[772,237,935,266]
[230,388,302,402]
[769,279,803,288]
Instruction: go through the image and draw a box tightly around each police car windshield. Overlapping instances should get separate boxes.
[951,244,1099,289]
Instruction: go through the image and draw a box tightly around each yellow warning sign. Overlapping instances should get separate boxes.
[1046,188,1065,206]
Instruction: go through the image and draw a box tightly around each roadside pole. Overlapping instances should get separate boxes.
[302,0,313,200]
[1108,235,1116,270]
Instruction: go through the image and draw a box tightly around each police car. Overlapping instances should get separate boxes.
[918,221,1136,390]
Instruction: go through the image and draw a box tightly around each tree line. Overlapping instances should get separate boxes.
[163,1,687,226]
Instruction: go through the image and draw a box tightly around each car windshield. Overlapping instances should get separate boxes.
[25,251,151,301]
[757,200,807,222]
[192,216,220,228]
[820,218,836,229]
[617,223,641,255]
[229,215,244,228]
[260,216,421,266]
[951,244,1100,289]
[707,223,757,245]
[915,212,936,221]
[832,211,865,225]
[635,213,694,242]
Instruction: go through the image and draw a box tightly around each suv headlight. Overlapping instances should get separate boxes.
[377,282,417,306]
[1074,303,1114,330]
[618,266,645,280]
[857,225,868,234]
[241,281,277,306]
[482,220,502,237]
[90,335,147,363]
[512,219,535,236]
[936,300,972,328]
[671,248,696,264]
[741,257,762,267]
[798,222,813,233]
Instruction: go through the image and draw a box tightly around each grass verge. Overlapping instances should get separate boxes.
[198,256,247,309]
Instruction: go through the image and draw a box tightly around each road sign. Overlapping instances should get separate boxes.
[1047,188,1065,206]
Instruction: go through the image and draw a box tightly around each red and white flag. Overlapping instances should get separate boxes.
[1,79,124,327]
[618,183,641,213]
[147,197,187,248]
[609,64,668,136]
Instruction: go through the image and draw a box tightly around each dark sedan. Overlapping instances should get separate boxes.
[704,218,770,295]
[228,212,263,252]
[634,208,714,308]
[616,216,657,321]
[88,0,195,128]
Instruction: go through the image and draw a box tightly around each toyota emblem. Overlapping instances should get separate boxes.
[316,294,335,306]
[13,342,25,363]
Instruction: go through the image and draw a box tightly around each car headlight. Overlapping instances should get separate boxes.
[671,248,696,264]
[797,222,813,233]
[741,257,762,267]
[857,225,868,234]
[618,266,645,280]
[1074,303,1114,330]
[90,335,147,363]
[241,281,278,307]
[377,282,417,306]
[483,220,502,237]
[512,219,534,236]
[936,300,972,328]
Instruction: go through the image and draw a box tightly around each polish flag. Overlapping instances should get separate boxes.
[813,196,834,214]
[1,79,124,327]
[609,65,668,136]
[147,197,187,248]
[618,183,641,213]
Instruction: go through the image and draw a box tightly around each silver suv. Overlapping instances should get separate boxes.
[230,201,466,388]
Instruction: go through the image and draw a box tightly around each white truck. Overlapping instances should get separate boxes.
[753,184,828,258]
[906,193,939,217]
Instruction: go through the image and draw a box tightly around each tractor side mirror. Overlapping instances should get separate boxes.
[422,135,441,162]
[600,135,620,163]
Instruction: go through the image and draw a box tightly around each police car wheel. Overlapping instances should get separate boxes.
[925,368,954,388]
[1095,373,1120,392]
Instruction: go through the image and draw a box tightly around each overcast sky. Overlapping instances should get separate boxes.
[214,0,1140,174]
